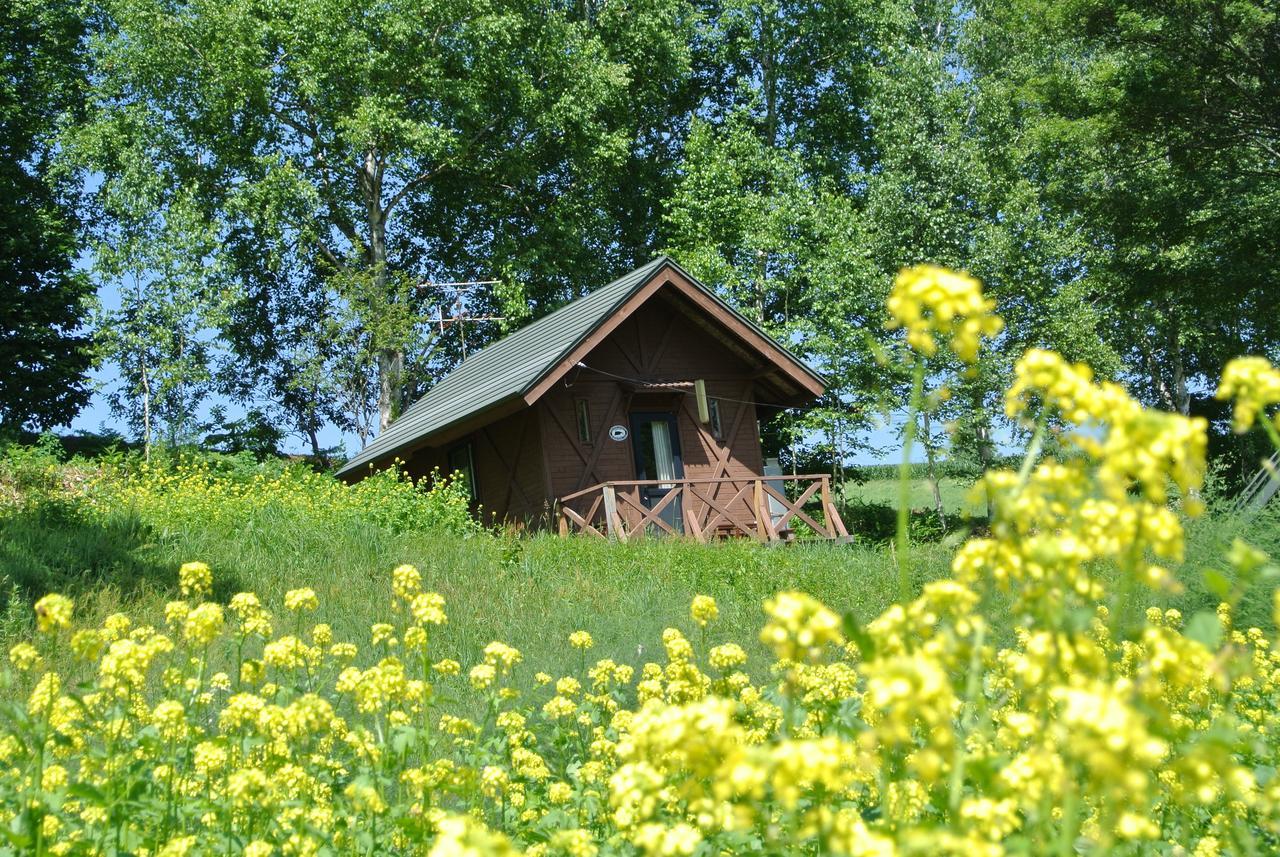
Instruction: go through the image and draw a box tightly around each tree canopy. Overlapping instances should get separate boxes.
[0,0,1273,466]
[0,0,93,432]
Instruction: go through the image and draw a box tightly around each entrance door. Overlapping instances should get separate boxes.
[629,411,685,533]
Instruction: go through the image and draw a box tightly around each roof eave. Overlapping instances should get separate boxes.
[334,391,526,479]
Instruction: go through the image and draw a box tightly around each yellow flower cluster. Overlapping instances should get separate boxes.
[5,270,1280,856]
[886,264,1003,362]
[1217,355,1280,433]
[85,457,478,537]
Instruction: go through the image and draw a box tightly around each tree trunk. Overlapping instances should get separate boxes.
[140,355,152,462]
[923,411,947,533]
[975,413,994,520]
[377,348,404,431]
[361,146,405,434]
[1168,315,1190,416]
[760,8,778,147]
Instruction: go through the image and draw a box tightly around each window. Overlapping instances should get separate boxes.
[708,398,723,439]
[446,442,477,503]
[576,399,592,443]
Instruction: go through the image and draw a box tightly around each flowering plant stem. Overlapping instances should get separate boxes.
[896,359,926,604]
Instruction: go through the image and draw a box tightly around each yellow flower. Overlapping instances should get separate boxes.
[152,699,187,741]
[569,630,594,650]
[178,561,212,599]
[345,781,388,814]
[483,641,523,674]
[284,588,319,612]
[886,264,1002,363]
[9,641,41,672]
[410,591,447,625]
[392,563,423,600]
[708,643,747,671]
[760,592,844,663]
[34,593,73,632]
[157,836,197,857]
[1216,356,1280,432]
[183,603,224,647]
[428,814,520,857]
[433,658,461,676]
[470,663,497,690]
[690,595,718,627]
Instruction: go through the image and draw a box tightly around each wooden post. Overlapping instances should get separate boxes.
[602,485,627,542]
[821,475,849,538]
[558,509,569,537]
[752,479,773,542]
[681,486,705,542]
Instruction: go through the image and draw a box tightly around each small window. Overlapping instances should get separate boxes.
[447,442,477,503]
[709,399,723,439]
[576,399,592,443]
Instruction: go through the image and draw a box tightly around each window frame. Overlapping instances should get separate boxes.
[446,441,478,504]
[575,398,592,444]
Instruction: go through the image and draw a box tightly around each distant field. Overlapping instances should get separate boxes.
[843,475,982,515]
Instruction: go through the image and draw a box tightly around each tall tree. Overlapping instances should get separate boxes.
[668,0,1116,469]
[69,0,700,443]
[970,0,1280,416]
[93,188,233,455]
[0,0,93,431]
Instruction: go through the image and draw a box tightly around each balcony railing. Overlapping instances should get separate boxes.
[557,474,849,543]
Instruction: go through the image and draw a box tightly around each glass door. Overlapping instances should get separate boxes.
[629,411,685,533]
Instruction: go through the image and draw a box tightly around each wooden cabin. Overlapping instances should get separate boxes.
[336,257,848,542]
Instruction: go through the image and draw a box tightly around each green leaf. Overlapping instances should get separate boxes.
[1185,611,1224,650]
[1202,568,1233,599]
[66,782,107,805]
[842,611,876,659]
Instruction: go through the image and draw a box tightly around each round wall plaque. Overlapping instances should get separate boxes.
[608,424,629,442]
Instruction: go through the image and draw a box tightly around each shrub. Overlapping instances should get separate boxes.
[84,452,479,537]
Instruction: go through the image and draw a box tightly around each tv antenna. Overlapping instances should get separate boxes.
[417,278,507,358]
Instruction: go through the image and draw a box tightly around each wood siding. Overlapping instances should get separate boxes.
[399,285,786,531]
[539,295,765,527]
[403,407,551,528]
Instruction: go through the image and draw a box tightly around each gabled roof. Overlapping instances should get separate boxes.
[336,256,824,477]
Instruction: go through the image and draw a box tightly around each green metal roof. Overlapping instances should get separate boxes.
[336,256,822,477]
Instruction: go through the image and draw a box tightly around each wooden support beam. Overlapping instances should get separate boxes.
[602,485,627,542]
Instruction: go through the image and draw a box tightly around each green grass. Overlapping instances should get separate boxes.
[3,449,1278,706]
[0,493,957,697]
[843,476,980,515]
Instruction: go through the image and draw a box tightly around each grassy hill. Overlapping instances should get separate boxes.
[2,443,1276,691]
[0,446,964,692]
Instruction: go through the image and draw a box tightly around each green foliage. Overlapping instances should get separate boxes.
[969,0,1280,415]
[67,0,702,441]
[0,444,961,689]
[0,0,93,431]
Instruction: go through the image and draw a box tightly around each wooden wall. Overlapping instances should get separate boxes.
[402,287,777,530]
[538,295,766,524]
[402,407,552,528]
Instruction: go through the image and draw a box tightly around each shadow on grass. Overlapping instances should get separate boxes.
[0,500,238,606]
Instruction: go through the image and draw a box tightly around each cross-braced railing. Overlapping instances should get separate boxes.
[557,474,849,543]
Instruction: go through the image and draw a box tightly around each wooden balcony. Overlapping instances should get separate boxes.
[557,474,850,543]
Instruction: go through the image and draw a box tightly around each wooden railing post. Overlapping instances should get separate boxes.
[821,475,849,538]
[682,485,705,542]
[602,484,627,542]
[753,479,774,542]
